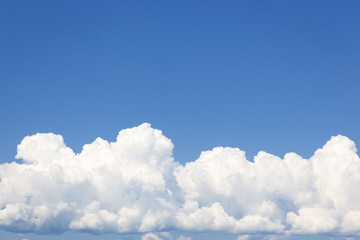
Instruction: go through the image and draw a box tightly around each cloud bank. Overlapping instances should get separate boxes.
[1,123,360,237]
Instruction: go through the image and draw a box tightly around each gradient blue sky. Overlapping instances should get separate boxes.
[1,1,359,239]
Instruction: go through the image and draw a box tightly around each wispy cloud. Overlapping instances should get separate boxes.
[0,123,360,237]
[236,235,250,240]
[141,232,191,240]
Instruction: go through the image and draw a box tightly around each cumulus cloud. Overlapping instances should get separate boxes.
[0,123,360,237]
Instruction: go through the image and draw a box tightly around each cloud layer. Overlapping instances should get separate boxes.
[1,123,360,237]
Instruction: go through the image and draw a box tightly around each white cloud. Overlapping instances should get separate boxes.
[236,235,250,240]
[175,201,238,231]
[177,235,191,240]
[286,207,338,234]
[141,232,174,240]
[263,235,289,240]
[0,123,176,233]
[158,232,172,238]
[1,123,360,237]
[141,232,164,240]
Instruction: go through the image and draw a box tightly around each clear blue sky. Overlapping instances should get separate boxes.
[0,1,359,239]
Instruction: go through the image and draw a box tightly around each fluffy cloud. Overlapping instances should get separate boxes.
[0,123,360,237]
[0,123,176,233]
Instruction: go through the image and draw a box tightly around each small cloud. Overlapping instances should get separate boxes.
[141,233,163,240]
[177,235,191,240]
[264,235,289,240]
[236,235,250,240]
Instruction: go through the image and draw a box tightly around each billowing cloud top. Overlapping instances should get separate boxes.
[1,123,360,237]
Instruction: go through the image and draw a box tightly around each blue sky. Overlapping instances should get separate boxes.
[0,1,360,240]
